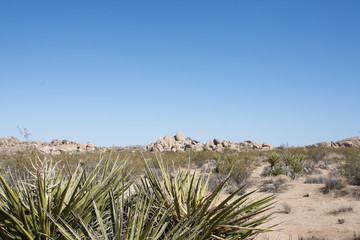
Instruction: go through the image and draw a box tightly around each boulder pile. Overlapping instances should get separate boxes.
[146,132,273,153]
[0,137,95,155]
[308,136,360,148]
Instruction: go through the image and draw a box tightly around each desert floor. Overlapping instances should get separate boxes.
[242,162,360,240]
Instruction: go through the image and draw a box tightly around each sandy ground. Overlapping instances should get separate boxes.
[243,164,360,240]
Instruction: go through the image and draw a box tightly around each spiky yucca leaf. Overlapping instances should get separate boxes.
[137,156,276,239]
[0,156,130,239]
[0,155,276,240]
[56,190,174,240]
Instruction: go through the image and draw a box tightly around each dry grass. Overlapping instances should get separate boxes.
[298,236,325,240]
[329,206,353,215]
[304,176,324,184]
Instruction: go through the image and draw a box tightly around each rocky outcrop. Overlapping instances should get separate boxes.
[0,137,95,155]
[308,136,360,148]
[146,132,273,153]
[337,136,360,147]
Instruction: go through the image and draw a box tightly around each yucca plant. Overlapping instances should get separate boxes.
[267,152,280,167]
[0,155,277,240]
[136,156,276,239]
[341,147,360,186]
[283,154,295,168]
[47,190,175,240]
[271,165,285,177]
[0,156,130,239]
[289,155,306,179]
[282,154,306,179]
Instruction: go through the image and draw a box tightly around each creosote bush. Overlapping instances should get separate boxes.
[305,147,327,164]
[213,150,257,192]
[322,177,346,194]
[340,147,360,186]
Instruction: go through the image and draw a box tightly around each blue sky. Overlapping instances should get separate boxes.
[1,1,359,147]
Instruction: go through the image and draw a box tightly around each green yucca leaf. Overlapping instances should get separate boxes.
[25,188,38,234]
[76,213,98,240]
[44,210,82,240]
[0,175,19,207]
[0,209,34,239]
[109,190,119,240]
[0,225,13,240]
[93,201,109,240]
[0,153,275,240]
[101,158,110,181]
[140,199,169,240]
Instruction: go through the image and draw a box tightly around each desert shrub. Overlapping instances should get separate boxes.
[0,149,47,174]
[260,185,275,193]
[304,177,324,184]
[214,150,256,187]
[158,151,190,167]
[260,178,288,193]
[350,188,360,200]
[298,236,325,240]
[283,147,307,156]
[303,162,322,175]
[329,206,353,215]
[306,147,328,164]
[341,147,360,185]
[322,177,346,194]
[191,150,221,167]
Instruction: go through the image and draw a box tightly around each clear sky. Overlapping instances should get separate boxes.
[1,1,359,147]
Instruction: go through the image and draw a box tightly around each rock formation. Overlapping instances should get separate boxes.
[0,137,95,155]
[308,136,360,148]
[146,132,273,153]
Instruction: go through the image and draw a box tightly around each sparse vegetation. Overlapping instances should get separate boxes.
[350,188,360,200]
[260,177,288,193]
[304,176,324,184]
[329,206,353,215]
[1,142,360,239]
[0,154,275,240]
[298,236,325,240]
[212,150,257,193]
[322,177,346,194]
[306,147,327,164]
[341,147,360,186]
